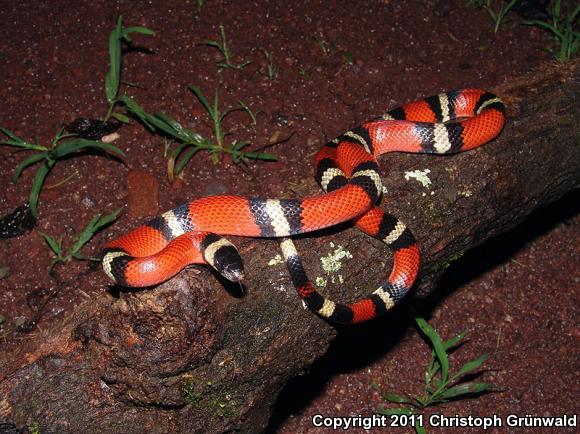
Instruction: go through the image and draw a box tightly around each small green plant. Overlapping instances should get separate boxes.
[0,128,125,218]
[103,16,155,122]
[196,0,204,12]
[341,49,354,66]
[41,208,121,271]
[120,88,275,180]
[524,0,579,62]
[469,0,518,33]
[315,34,331,55]
[189,85,270,163]
[203,24,250,70]
[260,48,278,80]
[378,313,492,433]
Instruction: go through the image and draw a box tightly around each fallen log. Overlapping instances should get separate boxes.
[0,59,578,433]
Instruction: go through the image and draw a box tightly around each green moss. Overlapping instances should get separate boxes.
[457,189,473,198]
[181,378,203,405]
[29,422,41,434]
[432,251,465,273]
[210,394,237,419]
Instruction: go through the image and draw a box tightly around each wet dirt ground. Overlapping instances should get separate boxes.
[0,0,577,432]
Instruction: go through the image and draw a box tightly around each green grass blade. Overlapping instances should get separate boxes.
[29,161,54,218]
[437,382,490,401]
[105,71,116,105]
[237,100,257,125]
[70,208,122,257]
[1,127,47,151]
[202,40,222,50]
[53,139,126,159]
[382,392,414,405]
[0,127,25,144]
[174,147,201,175]
[118,95,155,130]
[13,152,48,181]
[154,112,202,142]
[110,112,131,123]
[243,151,278,161]
[188,85,213,117]
[171,141,196,160]
[415,316,449,384]
[71,213,103,255]
[123,26,156,37]
[443,331,467,351]
[41,233,62,255]
[121,98,194,142]
[451,353,489,382]
[106,17,123,103]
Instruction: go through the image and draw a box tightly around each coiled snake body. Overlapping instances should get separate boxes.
[102,89,505,324]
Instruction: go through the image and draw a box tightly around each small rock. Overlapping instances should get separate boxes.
[0,203,36,239]
[65,118,122,140]
[82,197,95,208]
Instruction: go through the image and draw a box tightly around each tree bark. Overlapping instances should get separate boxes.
[1,59,578,434]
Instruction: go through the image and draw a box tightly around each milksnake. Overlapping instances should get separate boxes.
[102,89,505,324]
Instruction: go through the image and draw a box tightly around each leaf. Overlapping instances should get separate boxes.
[13,152,48,181]
[69,208,122,257]
[96,207,123,228]
[106,17,124,103]
[53,139,126,159]
[437,382,490,401]
[1,127,47,151]
[243,151,277,161]
[188,85,213,118]
[105,71,116,105]
[29,161,54,218]
[415,316,449,384]
[451,353,488,382]
[238,100,257,125]
[71,213,103,256]
[443,331,467,351]
[118,95,154,130]
[415,422,427,434]
[382,392,413,404]
[41,233,62,256]
[110,112,131,124]
[174,146,201,175]
[202,40,222,50]
[154,112,201,142]
[123,26,156,37]
[231,141,249,152]
[0,127,25,144]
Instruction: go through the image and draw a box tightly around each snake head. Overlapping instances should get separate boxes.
[212,246,245,282]
[202,234,245,282]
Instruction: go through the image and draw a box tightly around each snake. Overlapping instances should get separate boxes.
[101,89,505,324]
